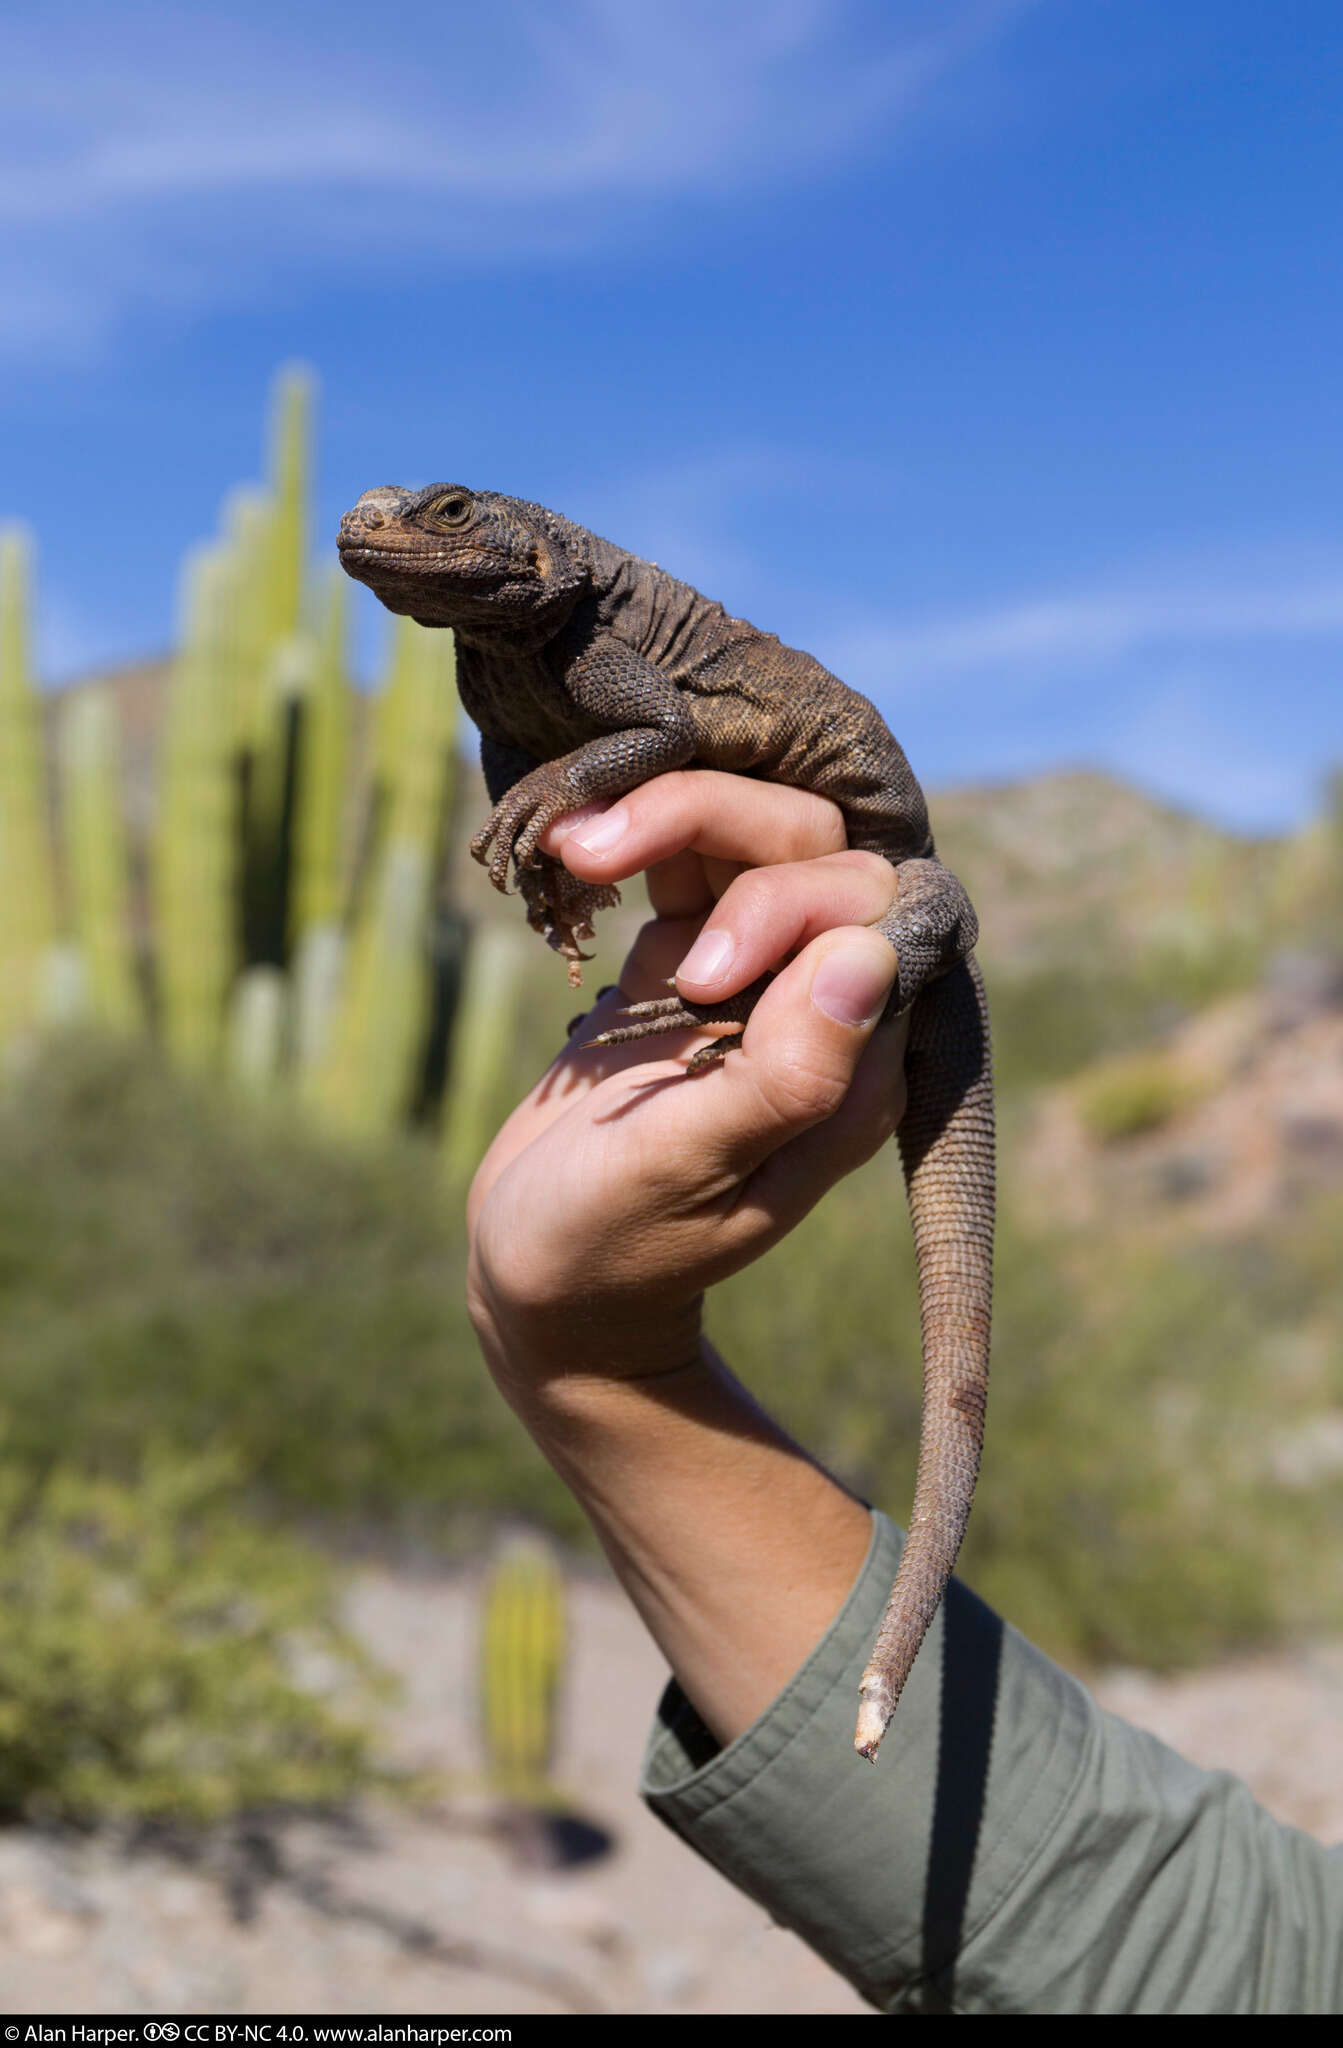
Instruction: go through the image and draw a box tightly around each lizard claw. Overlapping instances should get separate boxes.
[469,813,500,868]
[587,972,770,1063]
[588,990,746,1065]
[473,788,550,892]
[610,991,692,1020]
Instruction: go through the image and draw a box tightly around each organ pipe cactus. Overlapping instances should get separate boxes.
[441,925,526,1184]
[153,547,238,1067]
[305,616,458,1135]
[0,528,59,1049]
[291,570,353,945]
[59,690,141,1034]
[2,367,514,1147]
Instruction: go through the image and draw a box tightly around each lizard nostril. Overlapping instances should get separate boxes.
[362,506,386,531]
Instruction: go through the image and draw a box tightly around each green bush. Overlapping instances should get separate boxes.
[711,1148,1342,1670]
[0,1032,583,1542]
[1,1028,1338,1682]
[1074,1049,1200,1142]
[0,1445,394,1824]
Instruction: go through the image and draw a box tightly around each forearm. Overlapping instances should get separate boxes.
[464,783,905,1741]
[476,1322,871,1747]
[478,1307,1343,2018]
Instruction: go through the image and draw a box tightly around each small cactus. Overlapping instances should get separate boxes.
[479,1537,567,1805]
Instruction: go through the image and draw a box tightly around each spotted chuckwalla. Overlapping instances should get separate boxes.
[340,481,994,1762]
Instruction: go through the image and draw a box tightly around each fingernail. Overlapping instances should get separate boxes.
[567,805,630,856]
[678,927,734,987]
[546,803,606,846]
[810,939,895,1027]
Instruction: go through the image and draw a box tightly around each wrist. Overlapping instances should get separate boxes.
[467,1264,706,1412]
[484,1333,871,1747]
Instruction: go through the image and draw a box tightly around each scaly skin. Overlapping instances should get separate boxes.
[339,481,994,1762]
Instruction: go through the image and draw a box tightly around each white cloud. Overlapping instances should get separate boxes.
[0,0,1034,356]
[828,568,1343,695]
[1101,667,1312,828]
[809,550,1343,829]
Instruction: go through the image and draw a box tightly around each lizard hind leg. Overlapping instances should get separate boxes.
[588,975,772,1070]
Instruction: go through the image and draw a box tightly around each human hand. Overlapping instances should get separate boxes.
[466,770,909,1401]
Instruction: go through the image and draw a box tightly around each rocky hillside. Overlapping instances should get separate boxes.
[934,769,1283,975]
[1022,959,1343,1236]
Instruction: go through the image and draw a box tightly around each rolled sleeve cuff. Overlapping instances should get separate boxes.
[639,1511,1343,2013]
[638,1509,1092,2010]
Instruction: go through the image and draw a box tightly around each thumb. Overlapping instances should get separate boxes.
[703,927,899,1184]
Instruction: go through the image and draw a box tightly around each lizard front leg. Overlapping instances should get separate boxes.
[476,735,618,974]
[472,645,697,979]
[471,640,697,887]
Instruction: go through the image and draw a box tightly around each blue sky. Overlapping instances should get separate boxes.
[4,0,1342,830]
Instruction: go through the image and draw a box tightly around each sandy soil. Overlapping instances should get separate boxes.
[0,1567,1338,2017]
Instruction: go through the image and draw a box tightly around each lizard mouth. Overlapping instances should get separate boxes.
[338,540,526,586]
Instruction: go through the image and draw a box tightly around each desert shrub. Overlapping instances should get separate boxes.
[711,1147,1342,1669]
[0,1033,583,1544]
[1074,1049,1201,1142]
[953,1224,1339,1667]
[2,1030,1338,1679]
[984,944,1258,1096]
[0,1445,395,1824]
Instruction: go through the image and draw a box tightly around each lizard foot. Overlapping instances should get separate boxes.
[517,859,620,987]
[588,976,770,1071]
[472,770,589,891]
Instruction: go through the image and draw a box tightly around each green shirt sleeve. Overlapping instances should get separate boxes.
[640,1510,1343,2014]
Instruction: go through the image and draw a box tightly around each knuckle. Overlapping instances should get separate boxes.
[792,797,848,860]
[719,866,780,926]
[840,847,898,896]
[651,767,706,813]
[813,849,897,921]
[759,1039,852,1128]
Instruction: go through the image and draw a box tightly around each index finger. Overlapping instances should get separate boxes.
[539,770,848,919]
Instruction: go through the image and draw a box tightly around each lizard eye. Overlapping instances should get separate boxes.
[432,493,474,527]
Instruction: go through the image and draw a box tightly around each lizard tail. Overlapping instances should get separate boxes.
[855,956,995,1761]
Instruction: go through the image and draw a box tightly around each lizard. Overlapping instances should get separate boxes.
[338,481,994,1764]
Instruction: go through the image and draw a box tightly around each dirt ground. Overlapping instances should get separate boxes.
[1,1567,1339,2017]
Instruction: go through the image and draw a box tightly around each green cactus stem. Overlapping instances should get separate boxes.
[59,689,141,1035]
[306,618,457,1135]
[0,527,59,1049]
[479,1538,567,1806]
[153,547,237,1068]
[440,925,526,1184]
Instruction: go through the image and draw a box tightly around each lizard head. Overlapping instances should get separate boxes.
[338,483,586,632]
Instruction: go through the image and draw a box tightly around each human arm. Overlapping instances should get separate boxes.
[464,772,1343,2014]
[467,770,900,1740]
